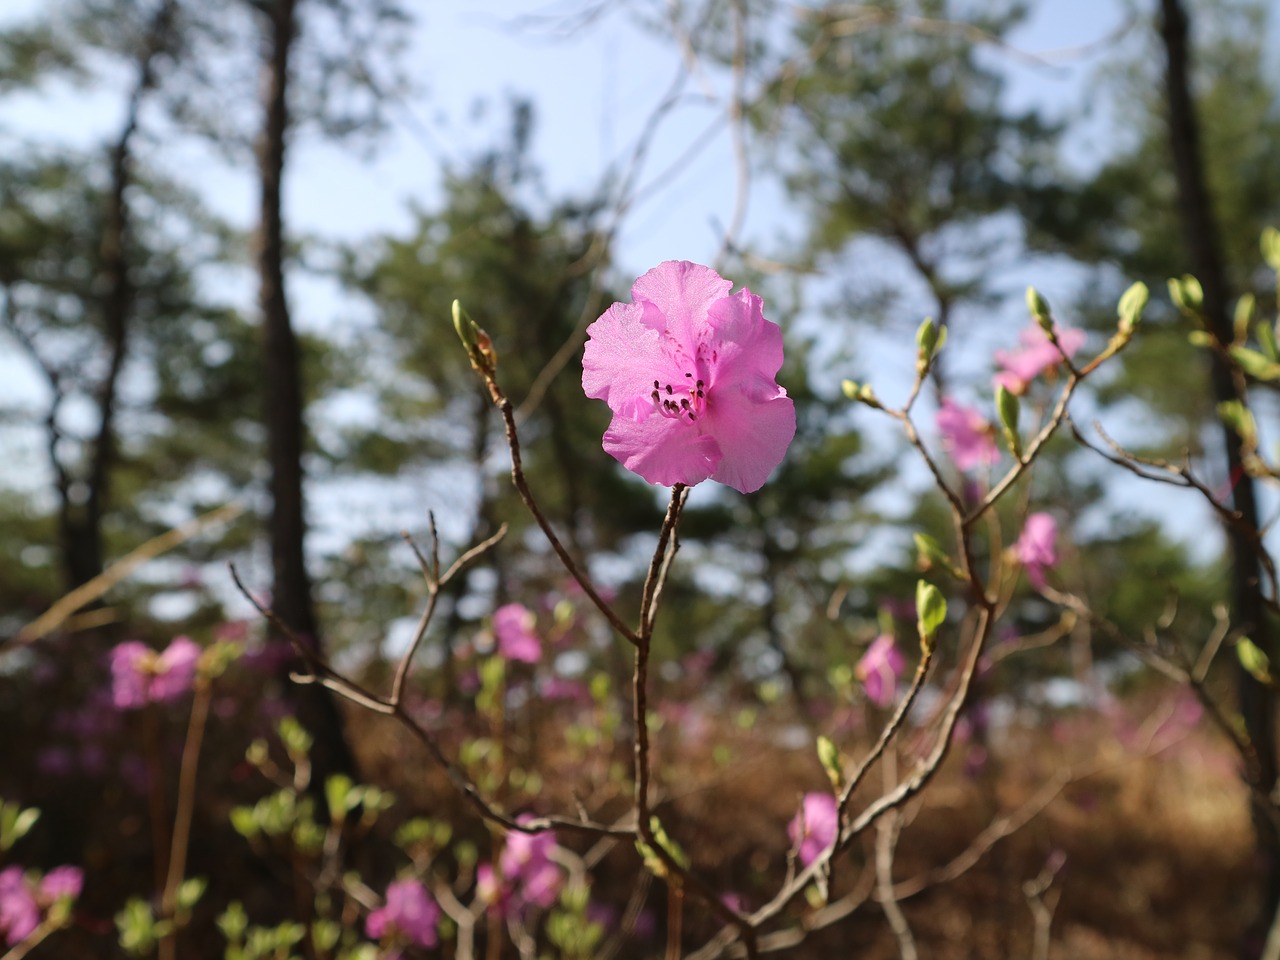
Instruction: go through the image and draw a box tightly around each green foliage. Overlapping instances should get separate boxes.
[0,799,39,853]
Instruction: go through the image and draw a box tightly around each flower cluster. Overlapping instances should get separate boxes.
[993,324,1085,395]
[788,793,839,868]
[109,637,201,710]
[935,398,999,472]
[582,261,796,494]
[856,635,906,708]
[479,817,564,915]
[365,877,440,954]
[1014,512,1059,590]
[492,603,541,664]
[0,865,82,946]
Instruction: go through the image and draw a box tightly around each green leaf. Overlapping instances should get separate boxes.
[1236,293,1258,346]
[277,717,313,762]
[1025,286,1052,330]
[816,735,842,790]
[1116,281,1149,336]
[1218,400,1258,450]
[995,384,1022,460]
[176,877,207,912]
[915,317,941,373]
[913,532,954,575]
[217,902,248,943]
[1168,274,1204,314]
[116,897,158,956]
[1238,638,1275,686]
[1262,226,1280,272]
[915,580,946,647]
[325,774,354,820]
[1229,346,1280,381]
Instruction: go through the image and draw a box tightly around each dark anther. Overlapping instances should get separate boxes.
[696,379,704,387]
[685,372,693,378]
[654,379,660,389]
[696,389,704,399]
[665,384,673,395]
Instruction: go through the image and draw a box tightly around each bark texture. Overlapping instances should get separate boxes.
[256,0,355,783]
[1158,0,1279,950]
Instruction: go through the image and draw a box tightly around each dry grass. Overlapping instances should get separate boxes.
[352,686,1259,959]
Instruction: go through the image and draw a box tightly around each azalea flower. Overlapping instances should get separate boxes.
[856,635,906,708]
[935,398,999,471]
[366,878,440,952]
[492,603,541,664]
[0,865,82,947]
[1014,512,1059,589]
[109,637,201,710]
[0,867,38,946]
[993,324,1086,395]
[582,261,796,494]
[787,793,838,868]
[499,817,563,910]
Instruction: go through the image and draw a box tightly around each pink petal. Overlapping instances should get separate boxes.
[704,289,785,387]
[702,387,796,494]
[149,637,200,703]
[109,642,151,710]
[582,302,676,414]
[601,409,722,488]
[630,261,732,345]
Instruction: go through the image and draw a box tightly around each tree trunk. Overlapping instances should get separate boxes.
[1158,1,1279,952]
[56,0,178,592]
[256,0,355,783]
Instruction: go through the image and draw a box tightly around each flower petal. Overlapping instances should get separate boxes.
[703,388,796,494]
[582,301,688,418]
[630,261,732,345]
[705,289,785,387]
[602,412,721,488]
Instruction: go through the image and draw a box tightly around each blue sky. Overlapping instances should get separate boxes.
[2,0,1229,571]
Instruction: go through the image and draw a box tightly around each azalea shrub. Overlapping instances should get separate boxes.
[3,249,1279,960]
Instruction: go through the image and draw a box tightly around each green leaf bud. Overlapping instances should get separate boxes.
[1026,286,1052,331]
[995,384,1022,460]
[1116,282,1148,337]
[915,580,946,649]
[1261,227,1280,272]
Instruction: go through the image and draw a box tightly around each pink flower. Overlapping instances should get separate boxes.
[366,878,439,951]
[1014,513,1059,589]
[936,398,999,471]
[109,637,201,709]
[499,818,563,911]
[788,793,838,868]
[492,603,541,664]
[582,261,796,494]
[856,635,906,708]
[993,325,1086,395]
[39,867,83,902]
[0,867,38,946]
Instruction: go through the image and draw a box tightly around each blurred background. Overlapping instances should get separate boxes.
[1,0,1279,957]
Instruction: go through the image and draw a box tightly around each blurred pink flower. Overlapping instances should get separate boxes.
[993,325,1086,395]
[1014,513,1059,589]
[936,398,999,472]
[856,635,906,708]
[39,867,82,902]
[499,817,563,911]
[582,260,796,494]
[493,603,541,664]
[787,793,838,868]
[366,878,439,952]
[0,867,38,945]
[109,637,201,709]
